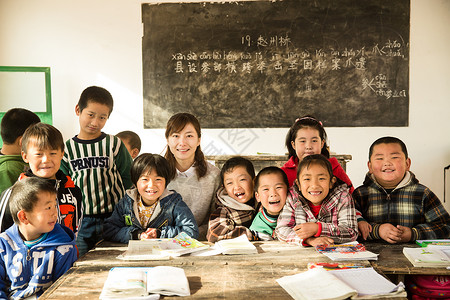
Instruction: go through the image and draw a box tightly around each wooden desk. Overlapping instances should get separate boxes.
[365,242,450,284]
[38,241,419,300]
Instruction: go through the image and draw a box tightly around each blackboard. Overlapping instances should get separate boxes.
[142,0,410,128]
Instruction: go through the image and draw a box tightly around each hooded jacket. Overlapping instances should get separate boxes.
[207,187,258,242]
[103,188,199,243]
[0,223,77,299]
[0,170,83,234]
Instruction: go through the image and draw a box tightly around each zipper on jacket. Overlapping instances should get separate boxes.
[26,249,32,261]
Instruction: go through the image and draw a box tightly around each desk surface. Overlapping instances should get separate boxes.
[40,241,446,300]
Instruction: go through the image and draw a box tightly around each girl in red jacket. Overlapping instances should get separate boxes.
[281,116,354,193]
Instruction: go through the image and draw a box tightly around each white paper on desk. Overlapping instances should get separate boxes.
[99,267,160,300]
[329,267,404,296]
[276,268,357,300]
[117,240,170,260]
[189,244,223,256]
[146,266,190,296]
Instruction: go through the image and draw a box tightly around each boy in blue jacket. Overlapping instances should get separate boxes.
[103,153,198,243]
[0,177,77,299]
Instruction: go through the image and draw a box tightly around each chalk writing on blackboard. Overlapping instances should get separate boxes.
[142,0,410,128]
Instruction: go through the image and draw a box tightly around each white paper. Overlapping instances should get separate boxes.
[276,268,357,300]
[329,267,404,296]
[216,235,257,255]
[99,267,160,300]
[146,266,190,296]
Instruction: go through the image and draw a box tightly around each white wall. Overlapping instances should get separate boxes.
[1,0,449,211]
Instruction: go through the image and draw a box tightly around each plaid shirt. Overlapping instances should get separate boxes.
[275,184,358,245]
[207,187,257,242]
[353,171,450,241]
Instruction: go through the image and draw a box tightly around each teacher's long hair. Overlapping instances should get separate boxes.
[164,113,208,180]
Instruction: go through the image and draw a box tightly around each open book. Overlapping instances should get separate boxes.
[118,232,210,260]
[315,242,378,261]
[100,266,191,300]
[99,266,190,299]
[277,267,406,300]
[403,247,450,268]
[216,234,257,255]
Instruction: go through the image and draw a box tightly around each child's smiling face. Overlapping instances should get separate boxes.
[291,127,324,161]
[255,172,287,215]
[296,163,335,205]
[223,166,254,204]
[368,143,410,189]
[22,142,64,179]
[21,191,58,241]
[137,169,166,206]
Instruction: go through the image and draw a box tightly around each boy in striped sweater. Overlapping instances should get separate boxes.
[60,86,132,256]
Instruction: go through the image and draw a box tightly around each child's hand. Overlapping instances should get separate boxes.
[294,222,318,239]
[379,223,404,243]
[357,221,372,240]
[140,228,158,240]
[396,225,412,242]
[305,236,334,247]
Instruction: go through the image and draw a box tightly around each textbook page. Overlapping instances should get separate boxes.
[329,267,406,297]
[117,240,170,260]
[146,266,190,296]
[99,267,160,300]
[276,268,357,300]
[216,234,257,255]
[118,233,210,260]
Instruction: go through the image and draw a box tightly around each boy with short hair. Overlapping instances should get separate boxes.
[207,156,258,242]
[60,86,133,256]
[354,136,450,243]
[0,177,77,299]
[0,122,83,234]
[116,130,141,159]
[0,108,40,195]
[249,166,289,240]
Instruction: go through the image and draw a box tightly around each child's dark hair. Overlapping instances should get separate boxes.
[254,166,289,191]
[369,136,408,160]
[21,122,65,153]
[131,153,174,188]
[78,86,114,115]
[220,156,255,184]
[1,108,41,144]
[116,130,141,151]
[285,116,329,159]
[9,177,57,224]
[164,113,207,180]
[297,154,334,182]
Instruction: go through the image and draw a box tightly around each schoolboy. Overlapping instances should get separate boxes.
[0,177,77,299]
[0,108,40,196]
[116,130,141,159]
[207,156,258,242]
[354,136,450,243]
[249,167,289,240]
[60,86,133,256]
[0,123,83,235]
